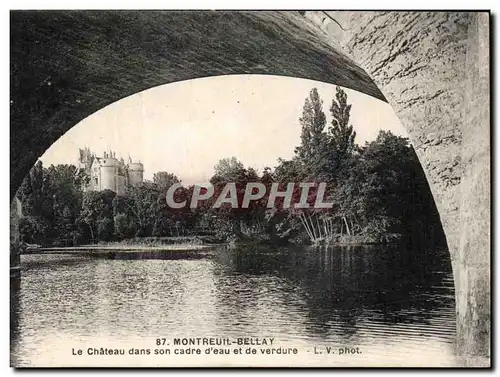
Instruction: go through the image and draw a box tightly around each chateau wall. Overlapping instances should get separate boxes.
[99,164,117,192]
[127,163,144,186]
[116,175,126,196]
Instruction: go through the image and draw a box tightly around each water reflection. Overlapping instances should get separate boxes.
[212,244,455,344]
[11,244,456,367]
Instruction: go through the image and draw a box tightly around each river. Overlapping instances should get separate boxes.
[10,244,457,367]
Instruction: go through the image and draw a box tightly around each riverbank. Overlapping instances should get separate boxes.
[26,237,218,254]
[24,234,402,255]
[97,236,222,246]
[30,244,214,253]
[26,236,225,254]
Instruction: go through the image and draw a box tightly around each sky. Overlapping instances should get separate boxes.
[39,74,407,185]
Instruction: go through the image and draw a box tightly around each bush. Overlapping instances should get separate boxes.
[97,217,114,242]
[114,213,137,240]
[19,215,49,244]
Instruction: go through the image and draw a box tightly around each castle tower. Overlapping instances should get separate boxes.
[99,155,118,192]
[78,147,94,171]
[127,161,144,186]
[116,161,127,196]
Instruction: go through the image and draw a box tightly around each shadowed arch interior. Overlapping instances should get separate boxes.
[10,10,385,200]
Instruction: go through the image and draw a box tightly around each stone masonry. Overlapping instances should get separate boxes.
[302,11,490,366]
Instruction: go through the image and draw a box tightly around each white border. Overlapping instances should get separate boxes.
[2,2,497,376]
[2,0,498,10]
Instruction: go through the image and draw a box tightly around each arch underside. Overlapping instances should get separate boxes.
[10,10,385,199]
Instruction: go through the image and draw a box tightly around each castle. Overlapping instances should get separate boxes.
[78,147,144,196]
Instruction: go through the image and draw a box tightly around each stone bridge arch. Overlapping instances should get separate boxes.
[10,10,489,366]
[302,11,490,367]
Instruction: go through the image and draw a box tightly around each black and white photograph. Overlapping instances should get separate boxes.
[9,10,491,368]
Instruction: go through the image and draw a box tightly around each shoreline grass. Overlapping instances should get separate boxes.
[36,244,214,252]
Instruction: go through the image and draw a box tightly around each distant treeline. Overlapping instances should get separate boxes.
[15,87,446,248]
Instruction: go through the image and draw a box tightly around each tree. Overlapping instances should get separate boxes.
[97,217,114,242]
[294,88,329,179]
[78,190,115,243]
[45,164,87,241]
[17,160,44,217]
[354,130,440,244]
[328,86,357,169]
[283,88,339,243]
[211,157,246,185]
[125,182,162,237]
[153,171,180,190]
[17,161,88,244]
[114,213,136,240]
[273,158,302,182]
[19,215,49,244]
[79,191,105,243]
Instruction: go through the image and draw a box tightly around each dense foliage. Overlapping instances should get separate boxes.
[16,87,445,247]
